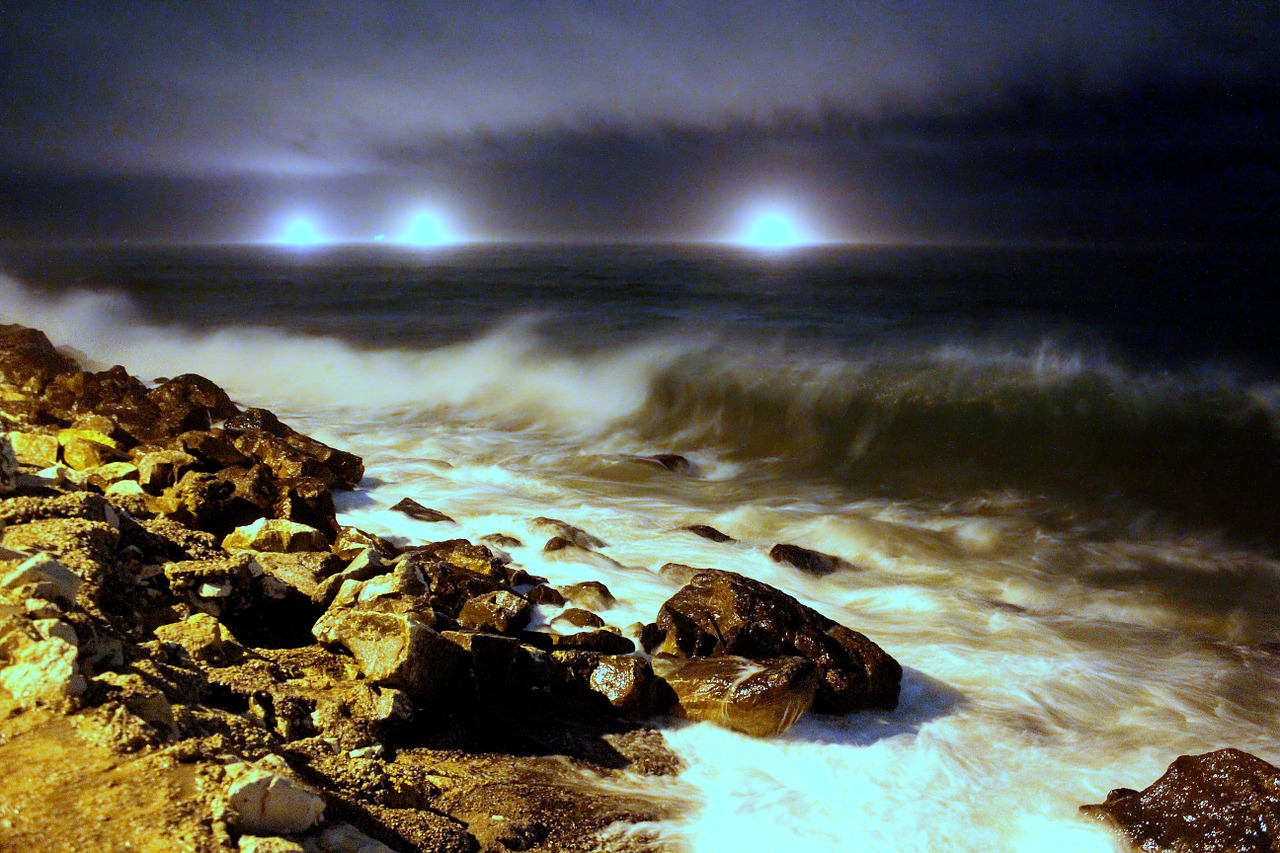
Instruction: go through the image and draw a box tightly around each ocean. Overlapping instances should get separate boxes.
[3,241,1280,851]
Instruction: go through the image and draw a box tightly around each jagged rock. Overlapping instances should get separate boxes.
[154,612,245,663]
[392,497,456,524]
[657,655,818,737]
[273,476,338,537]
[531,517,607,549]
[224,407,364,490]
[301,681,414,750]
[85,460,139,491]
[645,568,900,714]
[251,551,345,604]
[0,324,80,391]
[313,608,465,701]
[137,516,222,560]
[92,669,176,729]
[769,543,859,575]
[404,539,502,577]
[155,469,238,533]
[0,614,86,707]
[223,518,330,553]
[60,432,124,471]
[551,608,605,630]
[325,561,435,619]
[0,551,82,606]
[170,428,249,467]
[332,526,401,561]
[586,654,656,713]
[683,524,734,542]
[5,430,60,467]
[1,433,18,494]
[397,551,506,617]
[657,563,704,585]
[314,548,391,608]
[163,553,260,617]
[239,836,306,853]
[480,533,522,549]
[1,516,120,578]
[223,756,326,835]
[0,490,120,527]
[105,479,146,498]
[458,590,531,634]
[559,580,616,611]
[1081,748,1280,852]
[136,449,202,494]
[147,373,239,436]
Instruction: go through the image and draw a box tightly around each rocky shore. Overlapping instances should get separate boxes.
[4,321,1279,853]
[0,324,901,852]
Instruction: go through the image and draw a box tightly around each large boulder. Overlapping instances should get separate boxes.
[223,518,330,553]
[644,568,900,714]
[146,373,240,436]
[656,655,818,737]
[0,324,80,391]
[224,407,364,490]
[1081,748,1280,852]
[312,608,465,702]
[0,614,86,707]
[222,756,326,835]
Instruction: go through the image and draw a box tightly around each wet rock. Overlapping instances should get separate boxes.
[559,580,616,611]
[332,526,401,561]
[136,449,202,494]
[169,428,249,467]
[587,654,656,713]
[312,608,466,702]
[1081,748,1280,852]
[0,552,82,606]
[769,543,859,576]
[645,568,901,713]
[391,497,456,524]
[212,463,283,528]
[155,469,238,534]
[552,608,605,630]
[457,589,531,634]
[147,373,240,436]
[657,562,705,585]
[525,584,566,606]
[163,553,260,618]
[657,655,819,737]
[631,453,698,475]
[251,550,345,604]
[0,614,86,707]
[531,517,607,549]
[224,407,364,490]
[0,324,80,391]
[273,476,338,537]
[223,755,326,835]
[399,551,507,617]
[223,518,330,553]
[481,533,523,549]
[406,538,503,577]
[314,548,391,608]
[683,524,734,542]
[552,629,635,655]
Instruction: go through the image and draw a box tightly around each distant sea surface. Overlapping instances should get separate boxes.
[4,241,1280,852]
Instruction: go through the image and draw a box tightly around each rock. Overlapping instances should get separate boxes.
[657,655,818,737]
[314,548,391,608]
[458,590,531,634]
[301,682,413,750]
[5,431,60,467]
[645,568,901,714]
[768,543,858,576]
[105,479,147,498]
[136,449,202,494]
[238,836,306,853]
[92,670,175,728]
[0,614,86,707]
[273,476,338,537]
[311,824,398,853]
[683,524,734,543]
[170,428,249,467]
[224,756,326,835]
[587,654,656,713]
[551,608,605,630]
[631,454,698,475]
[251,551,345,604]
[332,526,401,561]
[163,554,260,618]
[85,460,139,491]
[1,517,120,578]
[154,612,245,663]
[397,551,507,617]
[147,373,239,436]
[531,517,606,549]
[0,324,80,391]
[559,580,616,611]
[312,608,466,702]
[1081,748,1280,852]
[59,432,123,471]
[480,533,522,549]
[525,584,566,606]
[223,518,330,553]
[657,562,705,585]
[155,469,238,534]
[224,407,364,490]
[405,539,502,577]
[1,433,18,494]
[391,497,456,524]
[0,552,82,606]
[551,630,635,655]
[0,491,121,527]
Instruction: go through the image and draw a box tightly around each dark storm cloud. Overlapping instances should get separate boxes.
[0,1,1276,242]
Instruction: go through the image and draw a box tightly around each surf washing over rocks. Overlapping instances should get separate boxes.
[3,242,1280,852]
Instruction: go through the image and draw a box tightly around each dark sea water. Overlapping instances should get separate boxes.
[4,242,1280,851]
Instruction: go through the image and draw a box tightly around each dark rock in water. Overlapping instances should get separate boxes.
[658,562,705,585]
[399,551,506,617]
[458,590,532,634]
[769,543,859,576]
[525,584,566,607]
[0,324,80,391]
[1081,748,1280,852]
[645,568,900,714]
[683,524,734,543]
[552,608,605,630]
[531,517,607,549]
[481,533,523,549]
[552,629,635,655]
[170,428,249,468]
[630,454,698,476]
[559,580,616,610]
[273,475,339,537]
[392,497,457,524]
[656,655,819,737]
[224,407,364,490]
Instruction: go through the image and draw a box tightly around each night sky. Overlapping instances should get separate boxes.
[1,1,1277,244]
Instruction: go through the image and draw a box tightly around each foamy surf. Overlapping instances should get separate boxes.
[6,249,1280,852]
